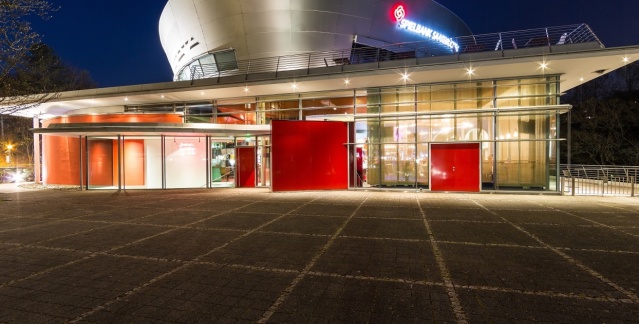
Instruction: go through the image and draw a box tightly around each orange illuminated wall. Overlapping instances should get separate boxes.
[43,135,84,185]
[271,120,348,191]
[43,114,179,186]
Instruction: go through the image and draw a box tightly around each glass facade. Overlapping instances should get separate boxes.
[79,76,564,191]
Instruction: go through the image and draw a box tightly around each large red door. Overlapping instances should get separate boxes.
[430,143,480,192]
[236,147,256,188]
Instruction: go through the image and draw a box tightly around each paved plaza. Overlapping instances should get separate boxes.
[0,187,639,322]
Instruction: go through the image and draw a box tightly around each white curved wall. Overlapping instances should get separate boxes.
[159,0,472,78]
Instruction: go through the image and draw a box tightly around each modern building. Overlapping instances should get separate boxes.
[5,0,639,192]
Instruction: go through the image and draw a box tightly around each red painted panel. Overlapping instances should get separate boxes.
[236,147,256,188]
[431,143,480,192]
[43,135,83,185]
[271,120,348,191]
[89,140,114,186]
[123,140,145,186]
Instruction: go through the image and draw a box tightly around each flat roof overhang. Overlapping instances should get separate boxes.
[6,43,639,119]
[33,123,271,137]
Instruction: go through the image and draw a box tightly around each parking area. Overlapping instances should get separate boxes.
[0,188,639,322]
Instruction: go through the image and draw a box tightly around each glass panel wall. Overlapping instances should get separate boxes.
[210,138,235,188]
[165,137,207,189]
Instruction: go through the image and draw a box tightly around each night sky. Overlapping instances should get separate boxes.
[30,0,639,88]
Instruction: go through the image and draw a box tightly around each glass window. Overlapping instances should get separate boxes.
[165,137,207,188]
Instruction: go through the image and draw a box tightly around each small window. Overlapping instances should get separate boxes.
[190,42,200,50]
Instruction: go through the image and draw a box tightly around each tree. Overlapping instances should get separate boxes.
[0,0,58,114]
[562,61,639,165]
[1,44,96,167]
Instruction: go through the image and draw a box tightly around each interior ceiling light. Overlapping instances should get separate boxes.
[540,62,548,70]
[465,67,475,76]
[400,72,410,81]
[243,87,249,93]
[124,96,129,101]
[344,78,351,85]
[291,82,298,89]
[579,77,584,82]
[623,56,630,63]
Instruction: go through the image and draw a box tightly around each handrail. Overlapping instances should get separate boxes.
[560,164,639,184]
[177,24,603,81]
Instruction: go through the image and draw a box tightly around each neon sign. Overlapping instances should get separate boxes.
[393,4,460,52]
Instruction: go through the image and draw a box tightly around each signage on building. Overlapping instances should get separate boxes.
[392,4,460,52]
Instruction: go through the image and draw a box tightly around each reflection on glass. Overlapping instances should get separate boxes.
[165,137,207,189]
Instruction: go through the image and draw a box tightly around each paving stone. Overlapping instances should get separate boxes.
[441,244,624,298]
[355,205,422,219]
[570,211,639,227]
[194,212,280,230]
[0,188,638,322]
[495,209,593,225]
[202,232,329,270]
[312,237,441,282]
[521,224,639,251]
[430,222,541,246]
[234,202,306,214]
[83,263,295,323]
[565,250,639,294]
[0,254,181,320]
[341,218,427,240]
[459,288,639,322]
[423,207,501,221]
[0,246,84,285]
[41,224,168,253]
[271,275,455,323]
[261,215,346,235]
[0,221,107,244]
[130,209,218,226]
[293,203,358,217]
[114,228,241,261]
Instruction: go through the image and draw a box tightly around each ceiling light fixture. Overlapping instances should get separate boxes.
[344,79,351,85]
[623,56,630,63]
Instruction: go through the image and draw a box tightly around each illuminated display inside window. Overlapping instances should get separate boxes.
[392,4,460,52]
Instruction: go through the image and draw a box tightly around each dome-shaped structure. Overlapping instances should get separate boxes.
[159,0,472,80]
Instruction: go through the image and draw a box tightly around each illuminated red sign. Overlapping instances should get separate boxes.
[391,4,459,52]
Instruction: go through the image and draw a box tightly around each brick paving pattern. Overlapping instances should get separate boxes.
[0,188,638,322]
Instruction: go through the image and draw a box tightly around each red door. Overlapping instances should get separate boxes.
[236,147,256,188]
[430,143,480,192]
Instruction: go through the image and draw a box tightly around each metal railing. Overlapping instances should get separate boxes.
[559,164,638,197]
[179,24,603,81]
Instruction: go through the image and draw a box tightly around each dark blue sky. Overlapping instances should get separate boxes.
[32,0,639,88]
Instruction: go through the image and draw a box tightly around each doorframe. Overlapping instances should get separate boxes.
[428,142,481,192]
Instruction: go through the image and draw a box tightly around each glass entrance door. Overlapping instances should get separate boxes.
[210,139,235,188]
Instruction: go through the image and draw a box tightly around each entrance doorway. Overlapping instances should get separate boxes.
[430,143,480,192]
[236,146,256,188]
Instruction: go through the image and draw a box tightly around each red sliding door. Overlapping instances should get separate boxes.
[271,120,348,191]
[430,143,480,192]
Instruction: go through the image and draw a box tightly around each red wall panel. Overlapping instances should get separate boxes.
[236,147,256,188]
[42,114,181,186]
[88,140,114,186]
[271,120,348,191]
[431,143,480,192]
[43,135,83,185]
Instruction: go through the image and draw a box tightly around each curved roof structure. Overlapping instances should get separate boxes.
[159,0,472,80]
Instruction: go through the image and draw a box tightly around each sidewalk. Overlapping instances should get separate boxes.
[0,188,638,322]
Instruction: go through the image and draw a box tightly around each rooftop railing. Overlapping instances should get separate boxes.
[178,24,603,82]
